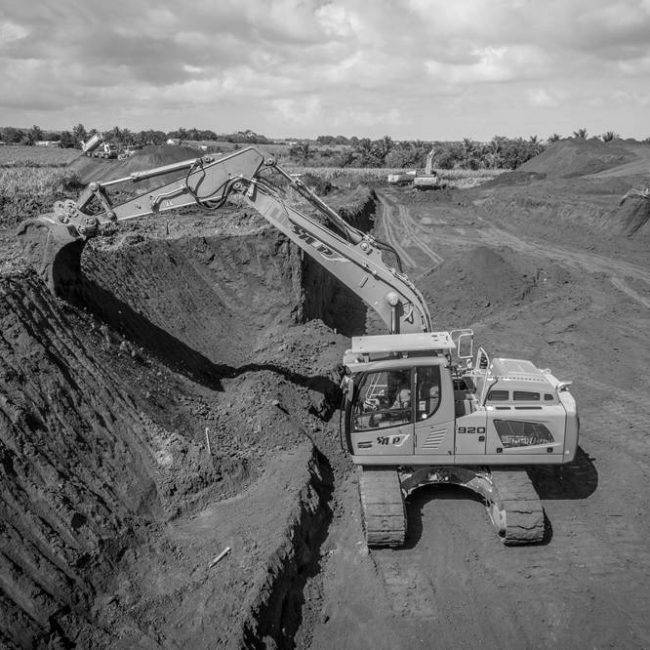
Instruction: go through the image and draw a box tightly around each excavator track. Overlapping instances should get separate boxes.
[487,469,545,545]
[358,467,406,547]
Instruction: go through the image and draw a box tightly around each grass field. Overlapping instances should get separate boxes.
[0,167,77,195]
[0,145,80,167]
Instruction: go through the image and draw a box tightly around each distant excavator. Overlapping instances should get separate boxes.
[18,142,579,547]
[387,148,441,189]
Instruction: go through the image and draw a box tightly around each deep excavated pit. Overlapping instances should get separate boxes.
[0,188,375,648]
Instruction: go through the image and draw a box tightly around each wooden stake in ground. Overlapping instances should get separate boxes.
[205,426,212,456]
[209,547,231,568]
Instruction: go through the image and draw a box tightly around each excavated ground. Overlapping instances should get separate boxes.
[2,139,650,648]
[0,184,372,648]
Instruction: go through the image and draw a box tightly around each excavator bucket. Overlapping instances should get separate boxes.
[16,217,85,296]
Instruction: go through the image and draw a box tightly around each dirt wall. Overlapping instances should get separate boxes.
[0,185,376,648]
[0,272,208,647]
[78,229,303,369]
[301,186,377,336]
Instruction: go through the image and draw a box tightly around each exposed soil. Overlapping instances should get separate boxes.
[518,138,646,179]
[0,176,367,647]
[2,139,650,648]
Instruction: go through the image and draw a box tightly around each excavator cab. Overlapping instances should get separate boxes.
[341,332,460,461]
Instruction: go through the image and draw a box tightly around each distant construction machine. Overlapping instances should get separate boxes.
[387,148,441,189]
[81,133,118,159]
[19,146,579,548]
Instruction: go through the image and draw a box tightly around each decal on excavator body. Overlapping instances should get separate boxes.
[291,224,346,261]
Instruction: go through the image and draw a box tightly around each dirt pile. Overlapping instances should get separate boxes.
[518,139,637,178]
[417,245,556,326]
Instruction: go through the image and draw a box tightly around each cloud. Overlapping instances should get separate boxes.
[527,88,560,108]
[0,0,649,138]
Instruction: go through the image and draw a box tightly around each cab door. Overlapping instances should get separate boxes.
[413,365,456,457]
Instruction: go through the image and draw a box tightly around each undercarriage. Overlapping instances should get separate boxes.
[359,465,545,547]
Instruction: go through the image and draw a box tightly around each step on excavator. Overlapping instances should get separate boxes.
[18,145,579,547]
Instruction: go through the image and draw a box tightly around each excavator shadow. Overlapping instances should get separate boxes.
[398,449,597,548]
[54,258,342,401]
[401,485,486,549]
[528,446,598,500]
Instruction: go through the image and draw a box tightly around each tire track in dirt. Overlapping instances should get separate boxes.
[611,276,650,309]
[395,202,444,266]
[475,217,650,282]
[376,193,445,270]
[419,209,650,309]
[376,193,416,268]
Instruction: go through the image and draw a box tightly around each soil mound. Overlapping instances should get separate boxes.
[417,245,540,325]
[520,139,637,178]
[617,188,650,236]
[128,144,201,168]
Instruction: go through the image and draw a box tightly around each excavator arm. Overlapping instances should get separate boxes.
[21,147,431,334]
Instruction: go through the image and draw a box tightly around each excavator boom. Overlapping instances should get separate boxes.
[19,147,431,334]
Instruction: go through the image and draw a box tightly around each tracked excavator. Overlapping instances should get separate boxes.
[387,148,440,189]
[18,146,579,547]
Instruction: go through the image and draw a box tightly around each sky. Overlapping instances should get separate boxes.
[1,0,649,140]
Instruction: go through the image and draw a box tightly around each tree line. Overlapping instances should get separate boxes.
[0,124,271,148]
[290,136,545,170]
[2,123,645,171]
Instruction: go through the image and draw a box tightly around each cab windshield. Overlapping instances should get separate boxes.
[353,368,411,431]
[352,365,441,431]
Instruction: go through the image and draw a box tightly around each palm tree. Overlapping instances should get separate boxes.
[573,128,588,139]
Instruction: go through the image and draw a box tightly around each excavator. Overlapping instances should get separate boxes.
[18,145,579,547]
[387,148,440,189]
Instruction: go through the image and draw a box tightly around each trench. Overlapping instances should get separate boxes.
[0,187,377,648]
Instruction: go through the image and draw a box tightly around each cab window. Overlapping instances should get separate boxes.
[513,391,540,401]
[416,365,441,420]
[353,368,412,431]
